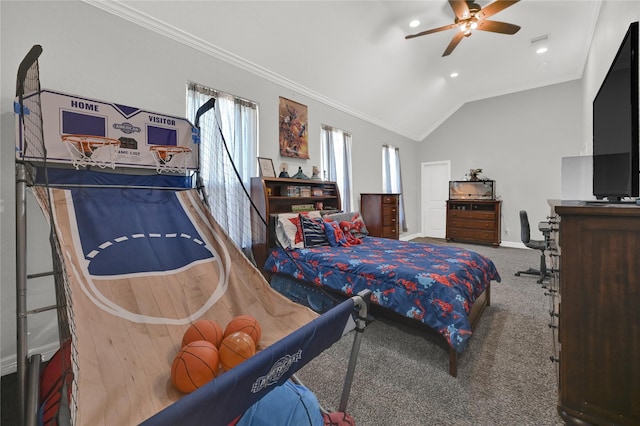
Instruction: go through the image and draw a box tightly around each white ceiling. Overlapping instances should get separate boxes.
[94,1,602,141]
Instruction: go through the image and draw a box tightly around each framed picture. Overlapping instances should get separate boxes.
[258,157,276,177]
[278,97,309,159]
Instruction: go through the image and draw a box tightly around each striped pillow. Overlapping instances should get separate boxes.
[300,214,329,248]
[275,211,321,249]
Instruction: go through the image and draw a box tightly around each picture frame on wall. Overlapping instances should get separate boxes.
[258,157,276,177]
[278,97,309,159]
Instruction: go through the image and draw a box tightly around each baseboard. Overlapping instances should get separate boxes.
[500,241,528,249]
[409,233,528,250]
[1,342,59,376]
[400,232,422,241]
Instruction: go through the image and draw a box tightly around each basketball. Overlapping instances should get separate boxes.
[182,319,224,348]
[219,331,256,371]
[171,340,219,393]
[224,315,261,346]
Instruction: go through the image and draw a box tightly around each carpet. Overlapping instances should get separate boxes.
[1,238,563,425]
[296,238,563,426]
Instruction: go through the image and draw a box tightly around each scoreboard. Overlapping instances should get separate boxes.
[16,89,198,170]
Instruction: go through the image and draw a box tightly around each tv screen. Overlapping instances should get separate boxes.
[592,21,639,201]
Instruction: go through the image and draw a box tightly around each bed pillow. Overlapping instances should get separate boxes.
[275,211,321,249]
[300,214,330,247]
[323,211,369,238]
[323,220,345,247]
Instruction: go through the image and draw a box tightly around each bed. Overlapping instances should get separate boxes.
[259,206,501,377]
[13,45,369,426]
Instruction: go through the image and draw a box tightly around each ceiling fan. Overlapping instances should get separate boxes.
[405,0,521,57]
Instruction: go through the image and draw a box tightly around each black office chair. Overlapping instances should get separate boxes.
[515,210,549,284]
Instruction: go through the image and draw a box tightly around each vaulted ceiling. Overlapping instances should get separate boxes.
[92,1,602,141]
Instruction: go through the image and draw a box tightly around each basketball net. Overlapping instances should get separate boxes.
[149,145,192,174]
[61,134,120,170]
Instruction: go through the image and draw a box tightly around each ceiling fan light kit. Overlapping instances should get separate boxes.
[406,0,521,57]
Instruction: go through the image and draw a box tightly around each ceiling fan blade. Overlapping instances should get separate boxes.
[449,0,471,20]
[405,23,458,40]
[443,31,465,56]
[476,19,521,35]
[476,0,520,20]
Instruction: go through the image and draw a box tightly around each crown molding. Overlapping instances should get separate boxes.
[82,0,421,141]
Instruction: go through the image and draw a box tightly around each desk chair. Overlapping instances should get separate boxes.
[515,210,549,284]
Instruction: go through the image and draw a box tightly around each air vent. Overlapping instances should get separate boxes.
[530,34,549,45]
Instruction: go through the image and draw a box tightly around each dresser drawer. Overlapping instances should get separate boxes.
[382,215,397,226]
[447,227,495,242]
[382,225,399,239]
[447,218,496,231]
[381,195,398,204]
[448,210,495,221]
[382,204,397,217]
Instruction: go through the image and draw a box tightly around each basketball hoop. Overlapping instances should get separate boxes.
[61,134,120,169]
[149,145,192,174]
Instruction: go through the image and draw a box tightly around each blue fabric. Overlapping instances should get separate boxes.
[323,221,347,247]
[35,166,193,188]
[236,381,323,426]
[270,274,344,313]
[70,188,212,276]
[265,237,501,353]
[142,295,356,426]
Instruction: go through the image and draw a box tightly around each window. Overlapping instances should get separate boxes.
[382,144,407,232]
[187,83,258,251]
[320,125,353,211]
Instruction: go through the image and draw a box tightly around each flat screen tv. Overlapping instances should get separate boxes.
[592,21,639,201]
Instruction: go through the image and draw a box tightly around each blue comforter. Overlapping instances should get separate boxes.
[265,238,501,352]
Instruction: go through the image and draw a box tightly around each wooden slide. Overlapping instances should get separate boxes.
[35,186,319,425]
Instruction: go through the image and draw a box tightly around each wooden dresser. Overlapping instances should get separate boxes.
[360,193,400,239]
[555,203,640,426]
[445,200,501,247]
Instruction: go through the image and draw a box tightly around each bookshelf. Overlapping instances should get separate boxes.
[250,177,341,271]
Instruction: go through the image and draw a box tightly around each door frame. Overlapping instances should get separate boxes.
[421,160,451,237]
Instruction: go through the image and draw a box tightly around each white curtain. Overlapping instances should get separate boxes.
[382,144,408,232]
[187,83,258,250]
[320,124,353,211]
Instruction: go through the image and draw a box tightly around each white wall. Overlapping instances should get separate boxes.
[419,0,640,244]
[3,0,639,376]
[419,80,584,243]
[0,1,417,373]
[581,1,640,155]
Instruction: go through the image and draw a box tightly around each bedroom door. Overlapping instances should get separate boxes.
[421,161,450,238]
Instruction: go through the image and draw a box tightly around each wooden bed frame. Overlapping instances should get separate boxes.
[450,283,490,376]
[250,177,493,377]
[266,270,491,378]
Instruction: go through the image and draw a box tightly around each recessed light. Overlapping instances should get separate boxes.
[409,19,420,28]
[450,72,459,78]
[536,47,548,54]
